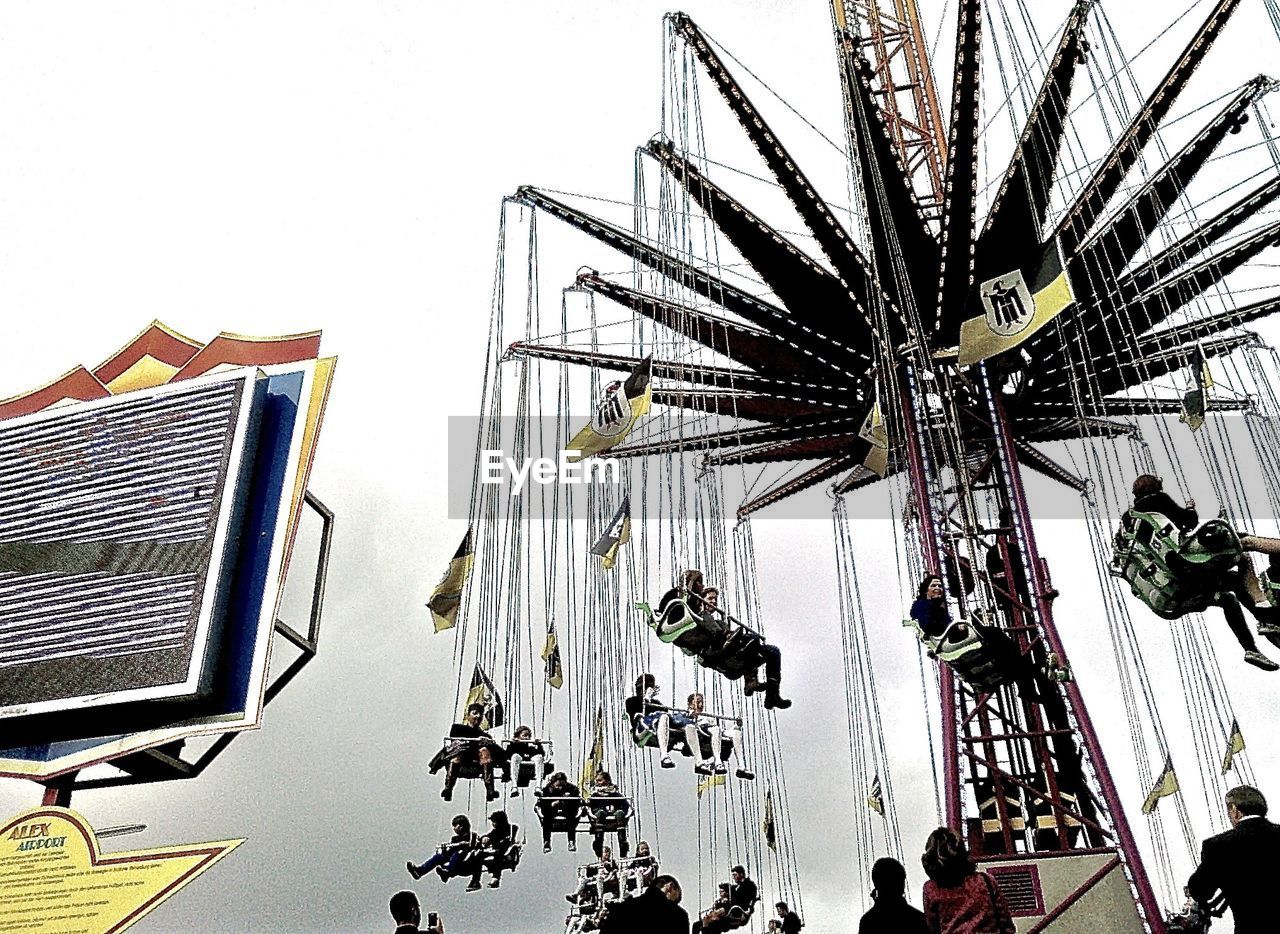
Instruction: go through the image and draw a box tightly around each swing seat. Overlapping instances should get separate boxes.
[1110,510,1242,619]
[903,617,1017,692]
[1260,569,1280,608]
[499,835,523,872]
[428,742,494,780]
[430,845,480,881]
[586,797,634,833]
[537,797,586,834]
[696,626,765,680]
[509,758,554,787]
[625,703,734,761]
[725,898,758,929]
[636,599,699,643]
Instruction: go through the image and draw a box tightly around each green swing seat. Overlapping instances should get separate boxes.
[635,599,765,680]
[903,613,1019,693]
[1110,509,1242,619]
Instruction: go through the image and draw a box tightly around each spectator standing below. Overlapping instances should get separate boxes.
[1187,784,1280,933]
[389,890,422,933]
[775,899,804,933]
[858,857,927,934]
[921,828,1014,934]
[598,874,689,933]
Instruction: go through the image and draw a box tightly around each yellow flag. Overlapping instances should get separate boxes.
[428,529,474,632]
[959,241,1075,367]
[762,790,777,851]
[858,401,888,478]
[0,807,241,933]
[1142,756,1180,814]
[867,774,885,816]
[580,709,604,793]
[1221,719,1246,775]
[567,358,652,460]
[463,664,504,730]
[590,497,632,571]
[697,772,727,798]
[1180,345,1215,432]
[542,623,564,690]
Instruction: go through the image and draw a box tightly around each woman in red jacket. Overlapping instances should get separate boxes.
[921,828,1014,934]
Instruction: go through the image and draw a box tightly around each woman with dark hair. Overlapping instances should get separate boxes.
[911,575,954,639]
[920,828,1013,934]
[468,810,513,891]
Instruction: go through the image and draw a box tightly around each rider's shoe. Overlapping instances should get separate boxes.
[1244,650,1279,671]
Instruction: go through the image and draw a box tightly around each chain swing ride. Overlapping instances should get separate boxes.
[421,1,1280,930]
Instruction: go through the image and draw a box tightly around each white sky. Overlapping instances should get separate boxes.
[2,2,1280,932]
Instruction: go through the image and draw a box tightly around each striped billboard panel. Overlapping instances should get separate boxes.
[0,373,259,721]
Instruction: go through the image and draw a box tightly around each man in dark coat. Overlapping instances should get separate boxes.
[1187,784,1280,933]
[598,874,689,933]
[693,866,758,933]
[774,900,803,933]
[857,857,928,934]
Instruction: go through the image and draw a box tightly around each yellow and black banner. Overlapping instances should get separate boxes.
[428,529,474,633]
[1221,719,1245,775]
[762,790,777,851]
[542,622,564,690]
[858,400,888,478]
[580,708,604,792]
[867,774,885,817]
[590,497,632,570]
[959,240,1074,367]
[567,357,652,460]
[1180,344,1215,432]
[464,664,504,730]
[1142,755,1180,814]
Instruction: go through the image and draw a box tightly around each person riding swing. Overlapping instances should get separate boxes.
[1122,474,1279,671]
[644,571,791,709]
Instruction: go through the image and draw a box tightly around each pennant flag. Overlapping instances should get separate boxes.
[464,664,504,730]
[428,529,474,632]
[590,496,632,570]
[697,772,727,798]
[580,708,604,793]
[867,774,885,817]
[566,357,652,460]
[1180,345,1215,432]
[762,790,777,851]
[858,399,889,477]
[1221,719,1246,775]
[542,621,564,690]
[1142,756,1180,814]
[959,240,1075,367]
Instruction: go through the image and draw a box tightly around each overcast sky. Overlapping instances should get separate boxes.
[3,2,1280,933]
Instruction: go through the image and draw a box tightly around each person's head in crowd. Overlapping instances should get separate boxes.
[922,827,975,887]
[871,856,908,900]
[653,874,683,904]
[389,890,420,929]
[1225,785,1268,826]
